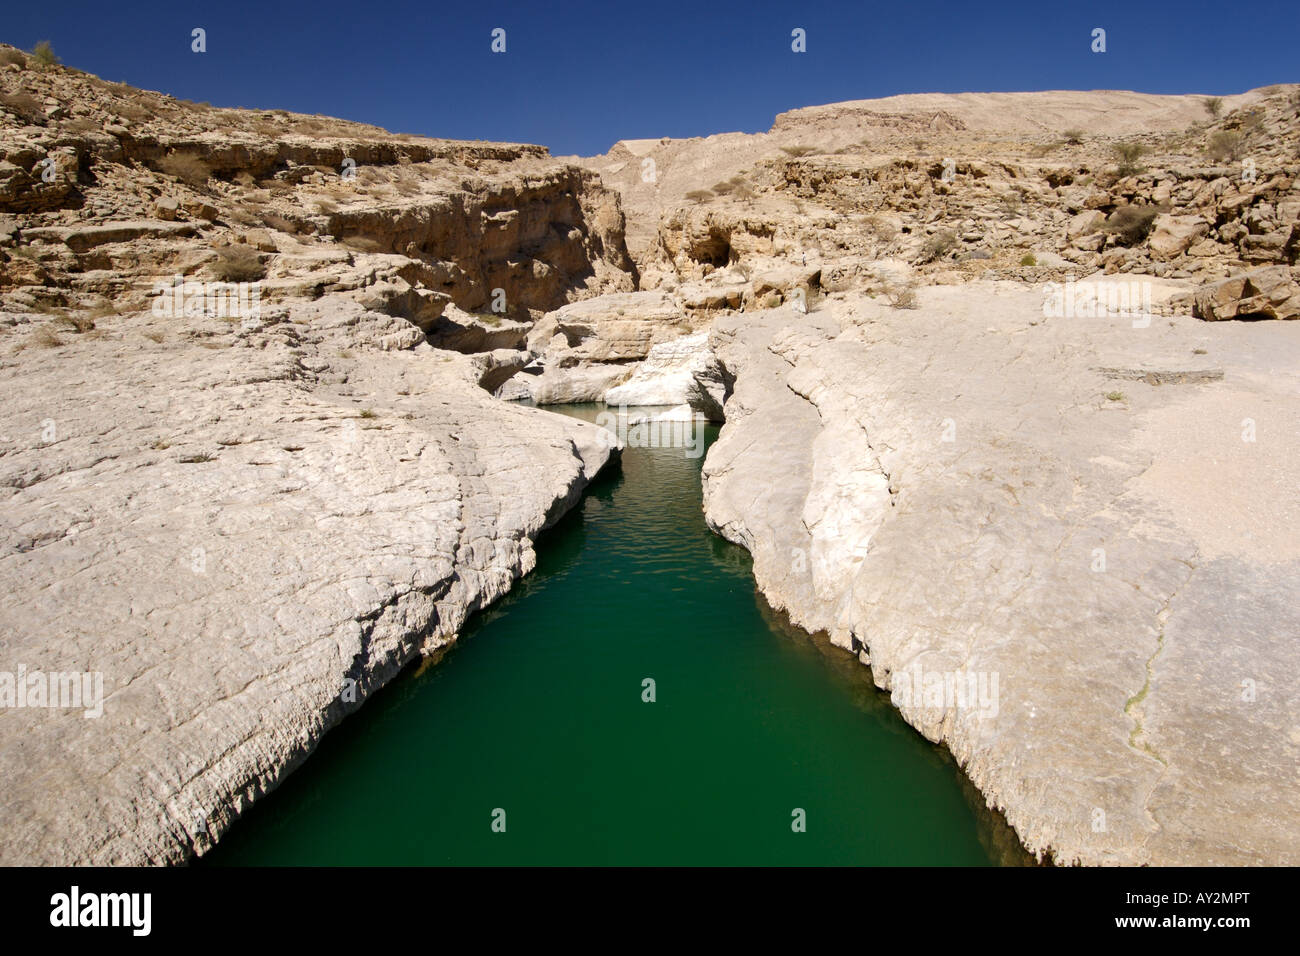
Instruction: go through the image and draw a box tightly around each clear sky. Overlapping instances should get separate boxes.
[4,0,1296,155]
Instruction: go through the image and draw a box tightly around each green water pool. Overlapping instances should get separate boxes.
[206,406,1025,865]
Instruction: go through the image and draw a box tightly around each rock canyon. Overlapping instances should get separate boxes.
[1,45,1298,865]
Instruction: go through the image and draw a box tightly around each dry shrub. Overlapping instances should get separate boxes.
[210,244,266,282]
[262,212,300,234]
[866,214,898,241]
[1063,129,1085,145]
[0,90,45,123]
[1103,204,1159,245]
[0,48,28,69]
[919,229,958,263]
[684,189,713,202]
[1111,141,1146,177]
[1204,97,1224,119]
[779,145,817,158]
[61,116,102,134]
[55,313,96,333]
[884,278,919,309]
[29,325,64,348]
[341,235,388,254]
[1206,130,1246,162]
[159,152,211,187]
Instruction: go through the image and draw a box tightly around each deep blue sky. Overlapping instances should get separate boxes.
[4,1,1296,155]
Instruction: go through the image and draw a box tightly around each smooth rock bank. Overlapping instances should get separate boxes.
[702,285,1300,865]
[0,298,619,865]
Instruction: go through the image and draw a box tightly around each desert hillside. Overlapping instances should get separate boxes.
[2,42,1298,867]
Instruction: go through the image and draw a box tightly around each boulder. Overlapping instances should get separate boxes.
[603,332,727,419]
[1193,266,1300,320]
[1147,215,1210,260]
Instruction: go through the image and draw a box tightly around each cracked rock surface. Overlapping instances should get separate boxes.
[0,298,618,865]
[702,284,1300,864]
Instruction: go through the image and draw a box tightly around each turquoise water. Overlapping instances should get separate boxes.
[207,407,1024,865]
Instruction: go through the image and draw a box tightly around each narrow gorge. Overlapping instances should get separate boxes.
[2,46,1298,867]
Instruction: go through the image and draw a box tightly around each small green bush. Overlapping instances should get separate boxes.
[1111,141,1146,177]
[30,41,58,70]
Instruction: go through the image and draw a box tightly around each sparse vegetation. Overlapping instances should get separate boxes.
[684,189,714,202]
[1203,97,1224,119]
[0,48,28,69]
[210,244,266,282]
[779,145,817,158]
[0,90,45,123]
[159,152,211,188]
[919,229,958,263]
[1111,141,1146,177]
[29,325,64,349]
[357,409,378,419]
[1105,391,1126,402]
[884,279,919,309]
[1102,204,1159,246]
[1063,129,1085,145]
[30,41,58,71]
[55,313,96,334]
[1020,253,1037,267]
[1206,130,1246,162]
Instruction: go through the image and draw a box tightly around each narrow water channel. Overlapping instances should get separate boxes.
[207,406,1026,865]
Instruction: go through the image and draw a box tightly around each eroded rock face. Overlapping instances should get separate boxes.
[603,332,727,419]
[0,296,619,865]
[1193,265,1300,320]
[702,287,1300,865]
[508,291,697,404]
[0,58,638,865]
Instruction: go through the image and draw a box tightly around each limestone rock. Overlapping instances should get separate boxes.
[1193,266,1300,320]
[526,291,689,363]
[0,295,620,866]
[603,331,727,419]
[702,286,1300,865]
[1147,215,1210,260]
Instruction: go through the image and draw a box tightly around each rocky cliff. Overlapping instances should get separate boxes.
[0,47,632,864]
